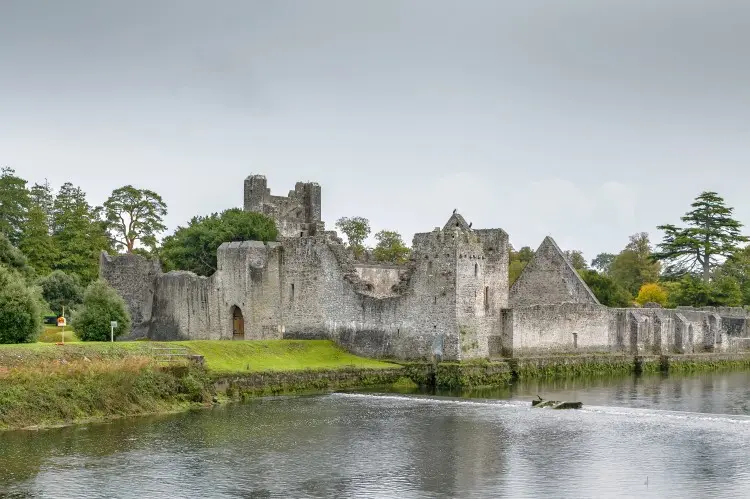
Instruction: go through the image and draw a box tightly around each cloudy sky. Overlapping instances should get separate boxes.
[2,1,749,260]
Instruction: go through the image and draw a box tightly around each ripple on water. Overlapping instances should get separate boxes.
[4,372,750,498]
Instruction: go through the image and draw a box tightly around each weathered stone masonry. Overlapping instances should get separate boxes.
[101,175,750,360]
[101,181,509,360]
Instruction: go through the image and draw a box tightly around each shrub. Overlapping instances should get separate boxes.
[0,266,42,343]
[635,283,668,306]
[72,280,131,341]
[38,270,84,317]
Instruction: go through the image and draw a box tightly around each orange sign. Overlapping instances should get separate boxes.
[57,317,66,327]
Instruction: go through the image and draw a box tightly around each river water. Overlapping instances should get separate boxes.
[3,371,750,498]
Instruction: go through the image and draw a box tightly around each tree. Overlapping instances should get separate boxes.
[0,167,31,245]
[578,269,632,307]
[19,204,57,276]
[104,185,168,253]
[0,233,32,278]
[591,253,616,274]
[666,274,742,308]
[51,183,111,284]
[72,280,131,341]
[717,245,750,305]
[160,208,278,276]
[29,180,55,223]
[0,266,41,344]
[38,270,84,317]
[609,233,661,295]
[335,217,370,259]
[654,192,748,282]
[564,250,588,270]
[635,283,668,306]
[508,246,535,286]
[372,230,410,264]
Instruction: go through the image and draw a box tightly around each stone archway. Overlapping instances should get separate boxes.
[231,306,245,340]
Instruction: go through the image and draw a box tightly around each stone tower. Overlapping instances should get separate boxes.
[410,212,509,359]
[243,174,324,238]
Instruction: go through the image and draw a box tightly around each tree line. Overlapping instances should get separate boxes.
[510,191,750,308]
[0,167,278,344]
[2,164,749,342]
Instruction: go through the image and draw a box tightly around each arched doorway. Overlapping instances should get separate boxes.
[232,306,245,340]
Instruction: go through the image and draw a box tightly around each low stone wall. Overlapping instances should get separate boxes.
[503,303,750,357]
[502,303,616,356]
[215,368,407,397]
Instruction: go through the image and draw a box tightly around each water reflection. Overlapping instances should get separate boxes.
[3,371,750,498]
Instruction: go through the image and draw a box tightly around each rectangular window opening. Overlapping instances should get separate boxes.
[484,286,489,311]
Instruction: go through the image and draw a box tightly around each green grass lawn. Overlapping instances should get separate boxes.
[0,339,398,373]
[38,326,79,343]
[173,340,397,373]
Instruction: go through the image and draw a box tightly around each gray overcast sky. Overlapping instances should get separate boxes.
[2,1,749,260]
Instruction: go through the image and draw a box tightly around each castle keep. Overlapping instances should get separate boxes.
[100,175,750,360]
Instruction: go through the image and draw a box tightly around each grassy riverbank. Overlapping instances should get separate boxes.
[0,340,399,431]
[5,339,750,431]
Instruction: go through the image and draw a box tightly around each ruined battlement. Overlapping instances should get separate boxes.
[243,175,323,237]
[101,174,750,361]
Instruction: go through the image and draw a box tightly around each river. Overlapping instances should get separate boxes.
[3,371,750,498]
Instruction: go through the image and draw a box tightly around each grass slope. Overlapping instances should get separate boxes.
[0,339,397,373]
[173,340,396,373]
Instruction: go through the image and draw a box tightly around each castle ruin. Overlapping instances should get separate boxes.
[100,175,750,360]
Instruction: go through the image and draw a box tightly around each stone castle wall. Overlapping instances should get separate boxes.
[101,218,509,361]
[353,264,404,298]
[501,302,750,357]
[100,175,750,360]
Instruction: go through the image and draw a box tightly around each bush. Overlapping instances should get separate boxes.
[38,270,84,317]
[72,280,131,341]
[0,266,42,343]
[635,283,668,306]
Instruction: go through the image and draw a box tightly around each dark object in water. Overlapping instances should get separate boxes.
[531,395,582,410]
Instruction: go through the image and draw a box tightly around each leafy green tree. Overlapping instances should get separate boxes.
[19,204,57,276]
[578,269,632,307]
[29,180,55,222]
[564,250,588,270]
[372,230,410,264]
[72,280,131,341]
[335,216,370,259]
[0,266,41,344]
[591,253,616,274]
[654,192,748,282]
[515,246,534,263]
[160,208,278,276]
[38,270,84,317]
[508,246,535,286]
[717,245,750,305]
[104,185,168,253]
[609,233,661,295]
[0,167,31,245]
[666,274,742,308]
[51,183,111,284]
[0,233,32,277]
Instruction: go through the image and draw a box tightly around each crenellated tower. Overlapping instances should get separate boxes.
[243,174,324,238]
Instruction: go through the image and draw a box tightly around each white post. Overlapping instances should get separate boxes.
[111,323,114,343]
